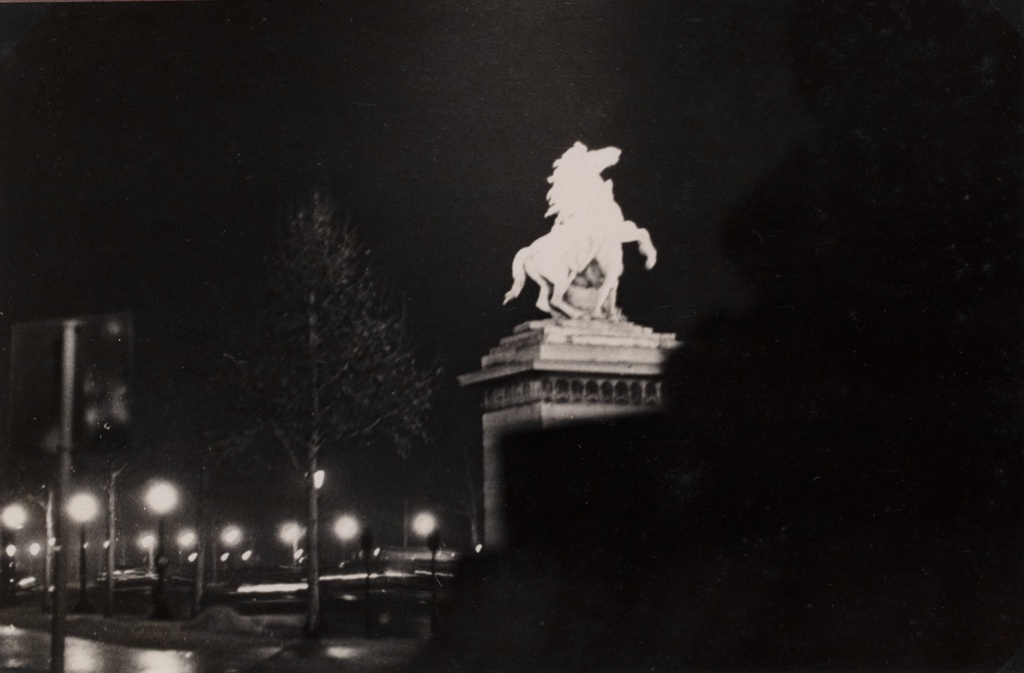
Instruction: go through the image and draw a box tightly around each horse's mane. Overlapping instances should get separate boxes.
[545,142,619,228]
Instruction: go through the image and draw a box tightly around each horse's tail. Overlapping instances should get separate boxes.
[503,247,529,305]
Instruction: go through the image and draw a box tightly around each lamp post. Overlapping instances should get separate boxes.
[333,515,358,561]
[176,530,196,565]
[0,504,27,604]
[28,542,41,581]
[220,526,242,576]
[67,493,98,613]
[279,522,302,567]
[359,528,374,637]
[139,533,155,572]
[144,481,179,620]
[412,512,441,636]
[426,530,441,636]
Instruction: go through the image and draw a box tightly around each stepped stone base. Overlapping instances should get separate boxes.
[458,318,680,548]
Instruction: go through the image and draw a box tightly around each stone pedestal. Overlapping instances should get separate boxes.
[458,319,680,548]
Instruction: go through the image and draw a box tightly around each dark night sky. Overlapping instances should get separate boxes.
[0,1,1020,553]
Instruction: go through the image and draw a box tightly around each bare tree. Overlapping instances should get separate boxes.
[253,192,436,638]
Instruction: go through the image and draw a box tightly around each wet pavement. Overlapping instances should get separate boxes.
[0,625,279,673]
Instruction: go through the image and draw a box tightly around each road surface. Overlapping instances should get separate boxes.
[0,624,278,673]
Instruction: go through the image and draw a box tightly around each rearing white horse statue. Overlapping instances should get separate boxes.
[503,142,656,320]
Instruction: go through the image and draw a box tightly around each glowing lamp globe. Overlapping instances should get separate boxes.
[145,482,179,515]
[1,504,27,531]
[334,515,359,541]
[177,530,196,548]
[67,493,99,524]
[279,522,302,545]
[221,526,242,547]
[29,543,41,557]
[412,512,437,538]
[139,533,155,551]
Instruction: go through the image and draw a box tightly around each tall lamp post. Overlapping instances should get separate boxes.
[413,512,440,636]
[333,515,359,561]
[279,522,303,567]
[220,526,242,576]
[67,493,98,613]
[0,504,27,604]
[176,530,196,566]
[360,528,374,637]
[144,481,179,620]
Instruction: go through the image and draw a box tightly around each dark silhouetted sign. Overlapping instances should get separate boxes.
[9,313,133,455]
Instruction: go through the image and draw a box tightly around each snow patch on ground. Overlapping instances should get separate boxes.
[184,606,266,635]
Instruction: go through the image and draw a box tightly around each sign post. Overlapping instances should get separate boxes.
[50,320,77,673]
[9,313,131,673]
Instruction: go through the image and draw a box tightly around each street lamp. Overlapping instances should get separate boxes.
[144,481,179,620]
[67,493,98,613]
[220,525,241,572]
[412,512,437,539]
[220,525,242,548]
[28,540,41,576]
[333,515,359,561]
[279,522,303,567]
[0,504,27,603]
[0,504,27,531]
[176,530,196,565]
[177,530,196,549]
[138,533,156,572]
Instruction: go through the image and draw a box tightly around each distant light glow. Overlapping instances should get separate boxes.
[1,504,27,530]
[176,530,196,548]
[145,482,178,515]
[4,545,15,557]
[187,552,198,563]
[219,552,229,562]
[241,550,252,562]
[412,512,437,538]
[293,548,304,561]
[103,540,110,549]
[373,547,381,557]
[475,544,483,553]
[67,493,99,524]
[333,515,358,541]
[220,526,242,547]
[28,543,41,557]
[139,534,155,551]
[313,470,325,490]
[279,522,302,545]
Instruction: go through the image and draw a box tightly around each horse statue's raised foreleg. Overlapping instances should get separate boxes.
[615,221,657,269]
